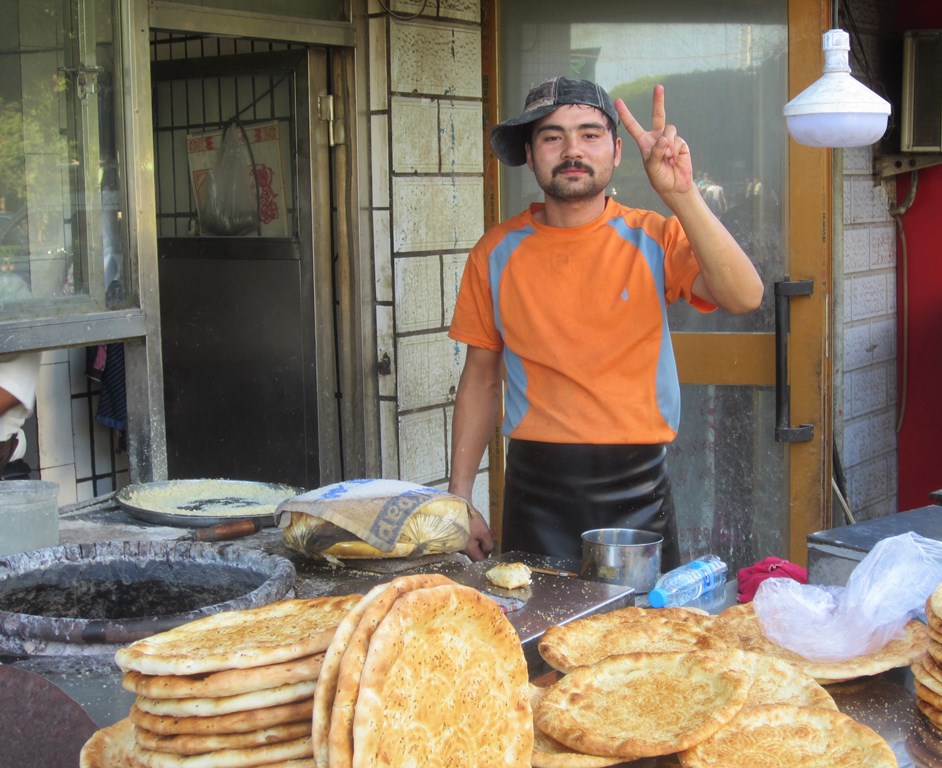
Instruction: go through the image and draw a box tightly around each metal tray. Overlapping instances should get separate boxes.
[116,479,299,529]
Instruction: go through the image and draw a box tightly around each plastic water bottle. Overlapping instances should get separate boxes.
[647,555,728,608]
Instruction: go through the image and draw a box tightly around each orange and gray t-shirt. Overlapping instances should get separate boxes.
[449,197,715,445]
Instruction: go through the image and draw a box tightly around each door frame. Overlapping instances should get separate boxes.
[482,0,833,563]
[120,0,376,484]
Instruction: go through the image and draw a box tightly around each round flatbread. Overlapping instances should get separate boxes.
[534,650,752,759]
[678,703,896,767]
[116,596,362,676]
[739,651,837,710]
[134,680,316,717]
[80,718,143,768]
[538,606,722,673]
[528,685,624,768]
[129,700,313,736]
[915,656,942,697]
[314,574,452,768]
[929,584,942,627]
[351,583,532,768]
[712,602,928,683]
[123,654,324,700]
[134,722,310,756]
[132,735,312,768]
[918,679,942,711]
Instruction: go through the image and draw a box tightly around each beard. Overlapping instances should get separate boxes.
[537,160,612,202]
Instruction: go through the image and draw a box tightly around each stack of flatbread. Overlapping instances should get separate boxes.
[311,573,533,767]
[80,595,362,768]
[530,604,897,767]
[912,583,942,735]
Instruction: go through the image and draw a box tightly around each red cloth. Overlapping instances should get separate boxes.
[737,557,808,603]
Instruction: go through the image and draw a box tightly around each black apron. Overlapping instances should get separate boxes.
[501,440,680,570]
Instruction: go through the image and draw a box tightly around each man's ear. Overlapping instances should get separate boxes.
[613,136,623,168]
[525,141,534,170]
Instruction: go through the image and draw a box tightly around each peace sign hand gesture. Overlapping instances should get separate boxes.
[615,84,694,201]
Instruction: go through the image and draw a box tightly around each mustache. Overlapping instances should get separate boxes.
[552,160,594,177]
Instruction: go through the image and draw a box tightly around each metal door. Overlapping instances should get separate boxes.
[152,45,338,488]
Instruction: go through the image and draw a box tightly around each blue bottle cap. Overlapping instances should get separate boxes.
[648,589,668,608]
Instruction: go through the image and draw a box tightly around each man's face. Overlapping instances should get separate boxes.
[525,104,621,202]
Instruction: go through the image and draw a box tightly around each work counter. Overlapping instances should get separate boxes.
[3,495,942,767]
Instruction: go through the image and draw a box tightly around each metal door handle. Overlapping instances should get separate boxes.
[774,278,814,442]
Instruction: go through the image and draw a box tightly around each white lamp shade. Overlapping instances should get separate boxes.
[783,29,891,148]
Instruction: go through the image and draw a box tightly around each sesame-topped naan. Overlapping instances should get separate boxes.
[538,606,722,672]
[677,704,896,767]
[528,685,624,768]
[132,734,313,768]
[134,721,310,756]
[315,574,452,768]
[134,679,316,717]
[712,602,928,683]
[115,596,362,676]
[123,653,325,700]
[129,700,313,736]
[534,650,752,759]
[351,583,533,768]
[80,718,142,768]
[738,651,837,710]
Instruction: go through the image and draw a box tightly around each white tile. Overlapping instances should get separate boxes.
[40,463,77,507]
[37,360,75,468]
[370,113,390,208]
[439,101,483,174]
[379,399,400,477]
[373,209,393,303]
[389,20,481,98]
[394,256,443,332]
[396,333,464,410]
[390,97,439,174]
[71,396,93,479]
[376,305,397,398]
[392,176,483,252]
[439,0,481,22]
[368,16,388,112]
[442,253,468,326]
[399,409,446,484]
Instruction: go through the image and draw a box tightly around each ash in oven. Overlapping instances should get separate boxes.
[0,561,266,620]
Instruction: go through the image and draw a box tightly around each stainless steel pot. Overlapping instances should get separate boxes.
[580,528,663,593]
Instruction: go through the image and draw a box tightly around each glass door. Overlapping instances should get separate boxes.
[493,0,830,571]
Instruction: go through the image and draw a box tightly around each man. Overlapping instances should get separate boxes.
[0,352,42,473]
[448,77,763,567]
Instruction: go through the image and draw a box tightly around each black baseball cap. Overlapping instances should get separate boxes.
[489,77,619,167]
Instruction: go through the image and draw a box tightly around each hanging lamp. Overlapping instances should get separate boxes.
[783,29,891,148]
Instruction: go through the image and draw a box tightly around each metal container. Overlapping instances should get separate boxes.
[580,528,663,592]
[0,480,59,557]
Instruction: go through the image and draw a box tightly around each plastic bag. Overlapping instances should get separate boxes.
[753,531,942,661]
[197,120,259,236]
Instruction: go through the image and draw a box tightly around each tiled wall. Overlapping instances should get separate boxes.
[35,348,130,507]
[833,0,900,523]
[837,147,898,521]
[367,0,490,517]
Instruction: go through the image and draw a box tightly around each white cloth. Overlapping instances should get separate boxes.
[0,352,42,460]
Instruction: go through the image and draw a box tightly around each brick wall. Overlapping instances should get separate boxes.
[367,0,490,516]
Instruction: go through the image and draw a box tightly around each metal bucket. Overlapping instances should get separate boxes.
[580,528,663,592]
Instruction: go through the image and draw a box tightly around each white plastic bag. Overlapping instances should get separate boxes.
[753,531,942,661]
[197,120,259,236]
